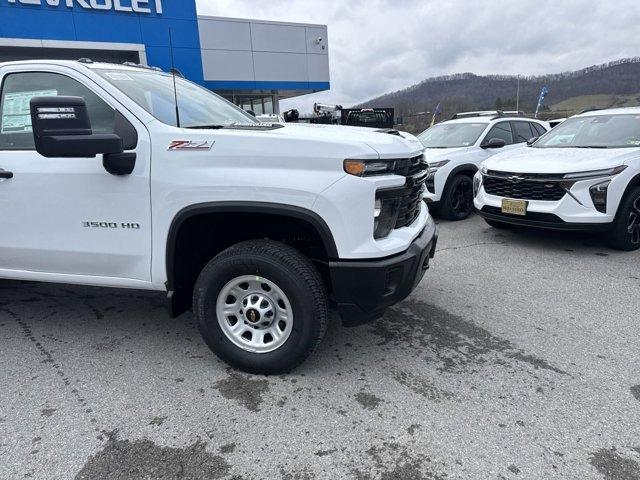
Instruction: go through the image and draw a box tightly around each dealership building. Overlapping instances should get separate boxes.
[0,0,330,113]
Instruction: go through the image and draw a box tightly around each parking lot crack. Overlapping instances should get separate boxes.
[1,307,92,411]
[436,241,507,252]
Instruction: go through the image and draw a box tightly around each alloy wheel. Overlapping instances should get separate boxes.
[627,195,640,245]
[216,275,293,353]
[451,179,474,217]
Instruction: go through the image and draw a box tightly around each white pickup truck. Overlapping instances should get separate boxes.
[0,60,437,374]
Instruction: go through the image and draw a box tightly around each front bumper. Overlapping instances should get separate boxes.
[476,206,612,232]
[473,172,616,231]
[328,220,438,327]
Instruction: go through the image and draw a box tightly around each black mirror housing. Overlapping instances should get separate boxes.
[30,96,123,158]
[482,137,506,149]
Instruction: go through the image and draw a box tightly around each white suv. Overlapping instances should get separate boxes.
[417,112,550,220]
[474,107,640,251]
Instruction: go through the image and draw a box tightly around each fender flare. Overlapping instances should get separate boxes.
[165,201,339,292]
[442,163,479,196]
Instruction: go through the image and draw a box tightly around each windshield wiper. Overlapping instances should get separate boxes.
[574,145,609,149]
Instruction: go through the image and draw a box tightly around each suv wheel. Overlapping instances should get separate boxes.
[605,187,640,251]
[193,240,328,374]
[440,174,474,220]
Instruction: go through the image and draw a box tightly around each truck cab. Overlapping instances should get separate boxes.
[0,60,437,373]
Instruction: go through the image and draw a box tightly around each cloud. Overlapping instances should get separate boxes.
[196,0,640,112]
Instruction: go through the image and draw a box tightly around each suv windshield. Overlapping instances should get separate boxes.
[418,122,487,148]
[534,114,640,149]
[96,68,256,128]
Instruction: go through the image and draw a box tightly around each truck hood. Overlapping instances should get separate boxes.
[263,123,424,158]
[484,147,639,174]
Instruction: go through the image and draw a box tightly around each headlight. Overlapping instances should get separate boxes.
[473,174,482,197]
[374,192,401,239]
[589,180,611,213]
[428,159,450,173]
[374,198,382,217]
[344,159,396,176]
[563,165,627,181]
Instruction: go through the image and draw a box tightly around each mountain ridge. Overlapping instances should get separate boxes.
[356,58,640,131]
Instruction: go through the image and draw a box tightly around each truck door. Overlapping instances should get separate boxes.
[0,68,152,285]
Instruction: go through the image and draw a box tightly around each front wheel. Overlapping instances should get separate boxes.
[440,174,475,220]
[193,240,328,374]
[605,187,640,251]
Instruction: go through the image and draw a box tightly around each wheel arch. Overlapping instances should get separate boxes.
[442,164,478,194]
[621,172,640,199]
[165,202,339,316]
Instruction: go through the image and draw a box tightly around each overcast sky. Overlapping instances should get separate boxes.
[197,0,640,113]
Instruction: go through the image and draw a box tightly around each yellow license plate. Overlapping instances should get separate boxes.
[501,199,527,216]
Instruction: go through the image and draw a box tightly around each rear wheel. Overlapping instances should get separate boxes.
[440,175,474,220]
[605,187,640,251]
[193,240,328,374]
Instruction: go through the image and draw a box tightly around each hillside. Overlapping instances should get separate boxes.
[549,93,640,114]
[357,58,640,132]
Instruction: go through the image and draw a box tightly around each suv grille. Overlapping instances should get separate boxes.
[483,170,566,201]
[394,155,428,228]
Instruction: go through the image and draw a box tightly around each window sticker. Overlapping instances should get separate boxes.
[1,89,57,134]
[104,72,133,81]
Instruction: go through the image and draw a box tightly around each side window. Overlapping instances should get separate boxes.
[512,121,536,143]
[0,72,116,151]
[532,122,547,137]
[484,122,513,145]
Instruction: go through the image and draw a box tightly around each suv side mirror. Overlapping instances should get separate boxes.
[482,137,506,149]
[30,96,123,158]
[527,136,539,146]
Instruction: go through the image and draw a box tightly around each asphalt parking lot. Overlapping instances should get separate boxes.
[1,214,639,480]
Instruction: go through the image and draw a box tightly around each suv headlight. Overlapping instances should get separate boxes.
[344,159,396,176]
[374,192,401,239]
[473,173,482,197]
[428,159,450,175]
[589,180,611,213]
[563,165,627,181]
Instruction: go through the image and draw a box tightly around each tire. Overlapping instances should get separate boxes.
[439,174,475,220]
[604,186,640,251]
[193,239,328,374]
[484,219,513,229]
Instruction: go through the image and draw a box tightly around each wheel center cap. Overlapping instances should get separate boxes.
[245,308,261,324]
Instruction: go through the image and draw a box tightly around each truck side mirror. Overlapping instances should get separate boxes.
[30,96,123,158]
[481,137,506,149]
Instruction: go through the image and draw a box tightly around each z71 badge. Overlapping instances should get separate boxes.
[168,140,215,151]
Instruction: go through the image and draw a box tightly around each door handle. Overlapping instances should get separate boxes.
[0,169,13,179]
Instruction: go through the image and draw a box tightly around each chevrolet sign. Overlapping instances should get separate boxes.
[7,0,163,14]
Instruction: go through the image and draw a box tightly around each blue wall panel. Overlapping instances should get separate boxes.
[0,1,329,93]
[0,6,77,41]
[139,17,200,49]
[145,46,204,81]
[72,11,144,44]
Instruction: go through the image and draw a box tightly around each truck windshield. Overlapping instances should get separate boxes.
[534,114,640,149]
[95,68,256,128]
[418,123,487,148]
